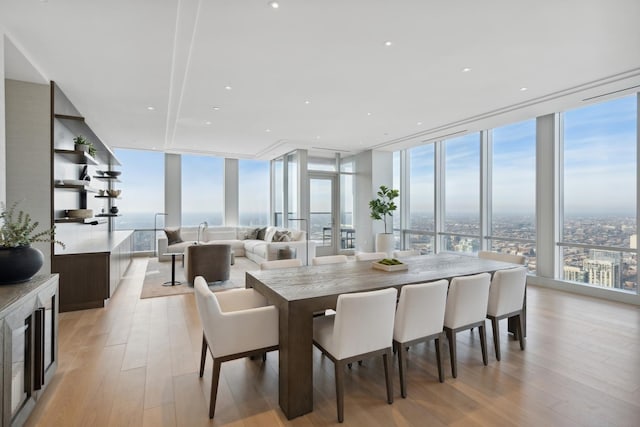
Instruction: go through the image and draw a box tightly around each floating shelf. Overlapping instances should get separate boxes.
[54,217,107,224]
[54,183,100,193]
[92,176,121,182]
[95,213,121,217]
[94,195,120,199]
[54,114,121,166]
[54,149,98,165]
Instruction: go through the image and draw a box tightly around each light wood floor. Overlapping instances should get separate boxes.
[26,258,640,426]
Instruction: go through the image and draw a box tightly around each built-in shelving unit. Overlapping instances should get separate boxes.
[50,81,132,313]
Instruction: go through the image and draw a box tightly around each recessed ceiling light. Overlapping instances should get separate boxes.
[316,136,321,140]
[417,121,423,126]
[265,128,271,133]
[212,106,221,111]
[146,106,155,111]
[205,121,212,125]
[384,41,393,47]
[224,85,232,91]
[268,1,279,8]
[462,67,471,72]
[520,87,528,91]
[367,112,372,116]
[304,100,311,105]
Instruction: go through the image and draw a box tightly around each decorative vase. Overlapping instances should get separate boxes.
[110,206,119,214]
[0,245,44,284]
[375,233,395,257]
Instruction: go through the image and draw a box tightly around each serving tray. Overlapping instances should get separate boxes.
[372,261,409,272]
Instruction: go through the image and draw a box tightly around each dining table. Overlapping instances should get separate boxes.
[245,252,525,419]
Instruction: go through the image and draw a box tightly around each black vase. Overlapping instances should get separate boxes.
[0,245,44,284]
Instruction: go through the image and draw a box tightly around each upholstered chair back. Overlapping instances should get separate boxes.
[394,280,448,343]
[444,273,491,330]
[332,288,397,360]
[487,267,527,317]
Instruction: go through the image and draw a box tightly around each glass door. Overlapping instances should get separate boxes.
[309,174,338,256]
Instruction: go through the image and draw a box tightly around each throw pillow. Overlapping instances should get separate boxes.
[247,227,260,240]
[273,230,291,242]
[164,227,183,245]
[256,227,267,240]
[278,233,291,242]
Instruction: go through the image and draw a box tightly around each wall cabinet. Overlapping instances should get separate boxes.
[0,275,59,427]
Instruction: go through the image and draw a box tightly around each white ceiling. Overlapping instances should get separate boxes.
[2,0,640,160]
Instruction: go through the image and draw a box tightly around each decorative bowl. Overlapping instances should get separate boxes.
[107,189,121,197]
[66,209,93,219]
[104,170,122,177]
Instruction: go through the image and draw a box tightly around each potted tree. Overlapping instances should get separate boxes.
[0,202,65,284]
[369,185,399,256]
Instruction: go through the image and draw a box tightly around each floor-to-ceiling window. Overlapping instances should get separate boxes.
[442,132,481,252]
[560,95,638,293]
[406,144,435,254]
[181,154,223,226]
[113,148,165,253]
[489,119,537,271]
[238,159,269,226]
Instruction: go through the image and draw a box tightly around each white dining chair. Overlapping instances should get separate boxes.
[194,277,279,418]
[443,273,491,378]
[312,254,349,265]
[393,280,448,397]
[487,267,527,360]
[313,288,397,423]
[355,251,388,261]
[478,250,526,265]
[393,249,420,258]
[260,258,303,270]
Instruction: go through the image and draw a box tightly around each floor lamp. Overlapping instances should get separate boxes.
[154,213,168,257]
[288,218,309,265]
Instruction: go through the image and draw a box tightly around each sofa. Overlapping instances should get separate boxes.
[157,225,315,265]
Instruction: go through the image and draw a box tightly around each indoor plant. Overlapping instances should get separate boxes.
[73,135,97,158]
[369,185,399,256]
[0,202,65,284]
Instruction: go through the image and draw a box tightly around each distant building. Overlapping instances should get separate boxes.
[564,265,585,283]
[583,250,621,288]
[631,234,637,249]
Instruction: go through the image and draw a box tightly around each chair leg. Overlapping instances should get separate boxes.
[491,317,501,361]
[396,342,408,398]
[479,324,488,366]
[445,328,457,378]
[199,334,207,378]
[516,314,525,351]
[383,349,394,404]
[435,334,444,383]
[209,359,222,419]
[335,361,345,423]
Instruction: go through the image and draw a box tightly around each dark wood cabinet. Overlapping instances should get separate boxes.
[0,275,59,427]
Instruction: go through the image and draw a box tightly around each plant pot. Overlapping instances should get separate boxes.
[0,245,44,284]
[375,233,395,257]
[75,143,89,153]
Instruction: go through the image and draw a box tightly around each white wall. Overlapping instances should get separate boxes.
[354,149,393,252]
[224,158,238,226]
[0,34,7,205]
[5,79,52,273]
[164,153,181,227]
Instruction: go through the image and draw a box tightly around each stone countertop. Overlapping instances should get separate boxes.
[0,274,58,316]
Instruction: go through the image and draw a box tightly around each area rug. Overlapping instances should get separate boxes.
[140,256,259,299]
